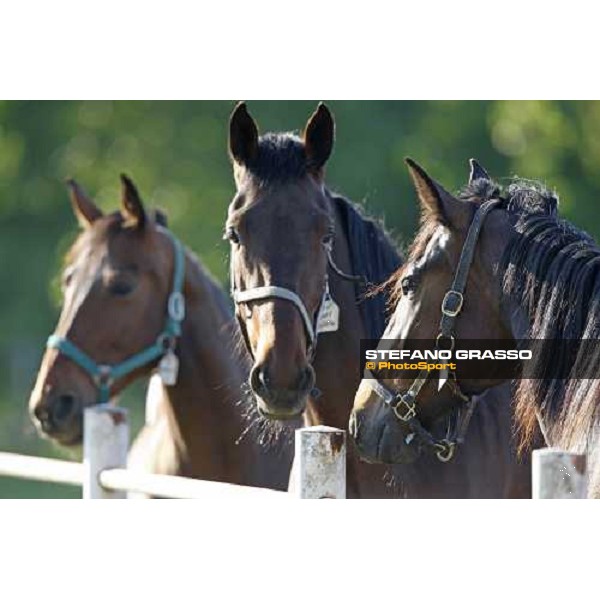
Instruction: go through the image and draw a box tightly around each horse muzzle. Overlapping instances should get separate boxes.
[30,389,84,446]
[350,381,422,464]
[249,363,314,419]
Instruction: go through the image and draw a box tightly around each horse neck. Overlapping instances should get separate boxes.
[384,382,534,498]
[157,251,253,482]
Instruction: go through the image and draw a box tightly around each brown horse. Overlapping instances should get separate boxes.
[28,176,292,490]
[226,103,404,497]
[350,159,542,497]
[226,103,527,497]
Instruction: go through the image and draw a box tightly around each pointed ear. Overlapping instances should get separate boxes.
[405,158,469,228]
[66,179,102,228]
[229,102,259,166]
[120,174,146,229]
[468,158,490,184]
[154,208,168,228]
[304,102,335,173]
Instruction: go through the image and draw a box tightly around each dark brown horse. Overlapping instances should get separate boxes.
[29,176,292,490]
[226,103,530,497]
[350,159,543,497]
[226,103,403,498]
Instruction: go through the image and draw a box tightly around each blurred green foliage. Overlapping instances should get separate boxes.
[1,100,599,496]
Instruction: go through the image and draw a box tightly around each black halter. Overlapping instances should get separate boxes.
[368,198,502,462]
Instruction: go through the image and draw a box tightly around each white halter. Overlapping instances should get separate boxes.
[231,240,360,359]
[232,285,323,349]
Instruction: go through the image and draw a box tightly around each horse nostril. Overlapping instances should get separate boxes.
[33,405,51,427]
[258,367,270,390]
[250,365,270,397]
[52,394,77,425]
[297,366,315,393]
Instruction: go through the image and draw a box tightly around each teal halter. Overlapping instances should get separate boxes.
[46,228,186,404]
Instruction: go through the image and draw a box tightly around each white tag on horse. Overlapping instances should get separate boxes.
[159,351,179,386]
[438,362,449,391]
[316,295,340,333]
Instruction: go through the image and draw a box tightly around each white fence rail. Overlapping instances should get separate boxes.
[0,452,83,486]
[0,407,590,499]
[0,406,347,499]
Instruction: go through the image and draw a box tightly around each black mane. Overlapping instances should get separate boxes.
[248,133,308,183]
[498,180,600,451]
[330,193,402,340]
[459,177,559,217]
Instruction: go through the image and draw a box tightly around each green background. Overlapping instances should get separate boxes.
[1,100,598,497]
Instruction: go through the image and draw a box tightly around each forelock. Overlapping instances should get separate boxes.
[244,133,308,183]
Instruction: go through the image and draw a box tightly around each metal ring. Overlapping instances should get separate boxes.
[157,333,176,352]
[392,396,417,422]
[93,365,113,388]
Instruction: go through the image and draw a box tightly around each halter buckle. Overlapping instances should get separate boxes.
[168,291,186,322]
[392,395,417,422]
[441,290,464,317]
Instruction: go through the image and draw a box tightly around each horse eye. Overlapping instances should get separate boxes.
[62,268,75,289]
[224,226,240,244]
[108,280,134,296]
[401,275,418,295]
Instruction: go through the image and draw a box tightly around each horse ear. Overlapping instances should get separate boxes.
[66,179,102,228]
[120,174,146,229]
[229,102,259,166]
[405,158,468,228]
[304,102,335,172]
[468,158,490,184]
[154,208,168,228]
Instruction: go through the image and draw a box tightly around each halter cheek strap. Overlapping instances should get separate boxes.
[46,228,186,404]
[368,198,501,462]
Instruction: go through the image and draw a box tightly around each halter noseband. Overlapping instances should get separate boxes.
[46,227,186,403]
[233,284,320,351]
[368,198,501,462]
[231,240,366,362]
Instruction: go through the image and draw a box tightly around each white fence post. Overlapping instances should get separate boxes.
[294,426,346,499]
[532,448,587,499]
[83,405,129,499]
